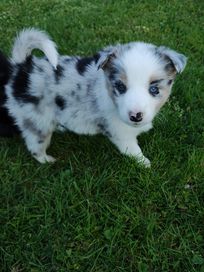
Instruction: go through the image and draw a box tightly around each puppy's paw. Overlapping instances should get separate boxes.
[142,157,151,168]
[34,154,56,164]
[137,156,151,168]
[45,155,57,163]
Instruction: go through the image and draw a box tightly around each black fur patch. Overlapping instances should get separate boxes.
[54,65,64,83]
[55,95,66,110]
[93,53,100,63]
[0,89,20,136]
[76,57,93,75]
[13,56,40,105]
[0,51,20,136]
[0,122,20,137]
[76,53,100,75]
[0,50,13,85]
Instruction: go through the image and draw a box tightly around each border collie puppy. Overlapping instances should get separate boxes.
[0,29,187,166]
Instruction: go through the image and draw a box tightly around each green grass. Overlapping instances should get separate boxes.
[0,0,204,271]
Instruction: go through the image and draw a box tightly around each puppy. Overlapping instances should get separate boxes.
[0,29,187,166]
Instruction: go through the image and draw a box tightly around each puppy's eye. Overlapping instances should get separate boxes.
[114,80,127,94]
[149,85,159,96]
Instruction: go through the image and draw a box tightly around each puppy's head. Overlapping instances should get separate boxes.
[99,42,187,126]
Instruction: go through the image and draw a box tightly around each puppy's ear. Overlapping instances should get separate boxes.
[98,52,117,70]
[157,46,187,74]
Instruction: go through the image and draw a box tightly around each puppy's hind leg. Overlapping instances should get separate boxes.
[22,129,56,163]
[33,133,56,163]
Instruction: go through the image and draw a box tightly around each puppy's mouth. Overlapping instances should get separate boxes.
[129,119,151,128]
[124,119,145,127]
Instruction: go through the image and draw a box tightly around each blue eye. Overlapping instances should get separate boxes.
[149,85,159,96]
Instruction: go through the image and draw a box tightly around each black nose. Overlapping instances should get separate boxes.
[129,112,143,122]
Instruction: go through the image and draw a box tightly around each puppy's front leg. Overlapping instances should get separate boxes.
[110,133,151,167]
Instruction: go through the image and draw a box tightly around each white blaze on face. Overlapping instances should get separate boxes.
[114,43,173,126]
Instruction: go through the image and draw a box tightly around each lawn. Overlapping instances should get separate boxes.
[0,0,204,271]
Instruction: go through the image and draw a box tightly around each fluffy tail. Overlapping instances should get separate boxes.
[12,28,59,69]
